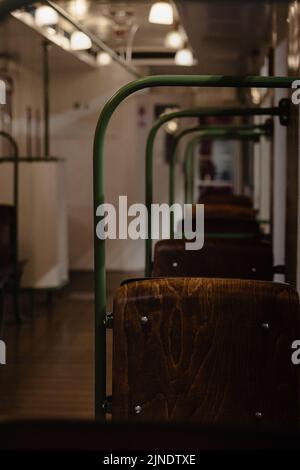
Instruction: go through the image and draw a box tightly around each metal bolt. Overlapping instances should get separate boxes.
[251,267,257,273]
[172,261,178,268]
[255,411,262,419]
[134,405,142,414]
[141,316,148,325]
[262,322,270,330]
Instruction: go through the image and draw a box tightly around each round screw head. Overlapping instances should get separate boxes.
[141,316,148,325]
[251,267,257,273]
[255,411,262,419]
[262,322,270,330]
[172,261,178,268]
[134,405,142,414]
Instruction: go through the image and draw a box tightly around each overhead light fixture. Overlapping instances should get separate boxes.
[69,0,89,19]
[175,47,194,66]
[165,120,178,134]
[46,26,57,37]
[149,2,173,25]
[57,35,70,50]
[251,88,261,105]
[165,29,184,49]
[97,51,112,66]
[70,31,92,50]
[35,6,59,27]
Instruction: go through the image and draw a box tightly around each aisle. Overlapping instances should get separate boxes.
[0,273,96,420]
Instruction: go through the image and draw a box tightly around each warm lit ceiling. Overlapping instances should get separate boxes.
[57,0,274,73]
[0,1,277,75]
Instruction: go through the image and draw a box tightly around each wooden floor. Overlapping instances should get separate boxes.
[0,271,141,421]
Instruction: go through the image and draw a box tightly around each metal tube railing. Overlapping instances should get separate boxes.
[168,120,272,206]
[146,108,281,275]
[94,75,296,420]
[183,129,265,204]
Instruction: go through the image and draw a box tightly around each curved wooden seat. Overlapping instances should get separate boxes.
[152,238,273,280]
[199,194,253,207]
[198,185,233,200]
[0,204,15,266]
[193,203,256,220]
[113,278,299,428]
[185,215,261,237]
[0,204,24,324]
[0,205,25,274]
[205,218,261,236]
[181,204,261,238]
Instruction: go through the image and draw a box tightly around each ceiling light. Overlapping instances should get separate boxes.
[165,30,184,49]
[165,120,178,134]
[58,35,70,50]
[97,51,112,65]
[251,88,261,105]
[46,26,57,36]
[69,0,88,19]
[35,6,59,27]
[70,31,92,50]
[174,47,194,66]
[149,2,173,25]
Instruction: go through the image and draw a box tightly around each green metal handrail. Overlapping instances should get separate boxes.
[147,108,278,216]
[94,75,296,420]
[168,121,272,207]
[145,107,282,276]
[0,131,20,322]
[183,129,265,204]
[166,122,268,240]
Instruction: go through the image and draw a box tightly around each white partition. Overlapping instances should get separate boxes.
[0,159,68,289]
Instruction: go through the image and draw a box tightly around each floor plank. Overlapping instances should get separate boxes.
[0,270,142,421]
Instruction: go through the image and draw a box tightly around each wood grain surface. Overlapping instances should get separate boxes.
[113,277,299,429]
[199,194,253,207]
[152,239,273,280]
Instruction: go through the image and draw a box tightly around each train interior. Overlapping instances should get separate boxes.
[0,0,300,452]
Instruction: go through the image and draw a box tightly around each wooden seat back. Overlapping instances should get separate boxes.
[0,205,15,266]
[113,278,299,429]
[199,194,253,207]
[152,239,273,280]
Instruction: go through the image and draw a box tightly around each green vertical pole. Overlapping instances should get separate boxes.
[43,41,50,158]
